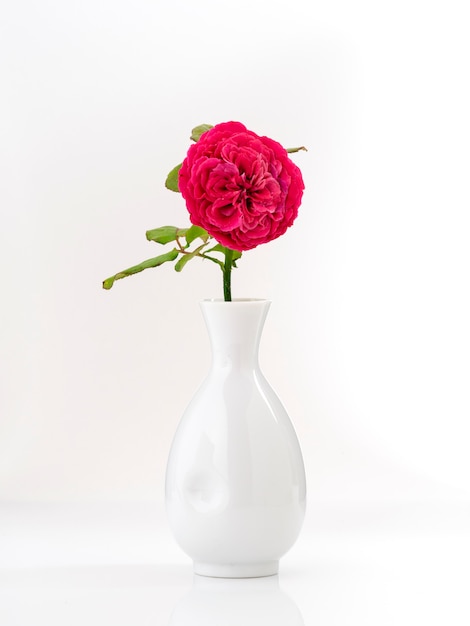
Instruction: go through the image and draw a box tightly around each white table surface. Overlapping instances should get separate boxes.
[1,500,469,625]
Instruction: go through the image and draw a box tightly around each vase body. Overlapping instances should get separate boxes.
[165,299,306,578]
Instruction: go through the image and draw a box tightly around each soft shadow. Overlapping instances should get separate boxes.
[169,574,304,625]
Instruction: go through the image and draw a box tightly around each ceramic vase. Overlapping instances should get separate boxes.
[165,299,306,578]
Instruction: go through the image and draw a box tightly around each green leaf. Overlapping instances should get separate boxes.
[200,255,224,269]
[286,146,307,153]
[190,124,213,142]
[206,243,242,263]
[102,248,179,289]
[146,225,187,244]
[165,163,182,192]
[174,254,195,272]
[185,225,209,245]
[174,244,207,272]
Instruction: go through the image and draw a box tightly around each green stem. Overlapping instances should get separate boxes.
[223,247,233,301]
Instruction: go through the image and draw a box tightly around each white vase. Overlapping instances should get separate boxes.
[165,299,306,578]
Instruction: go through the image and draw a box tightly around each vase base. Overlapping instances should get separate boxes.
[194,560,279,579]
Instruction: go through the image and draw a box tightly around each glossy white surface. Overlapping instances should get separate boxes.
[1,501,470,625]
[165,300,306,577]
[169,575,304,625]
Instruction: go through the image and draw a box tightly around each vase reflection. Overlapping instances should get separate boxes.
[169,574,304,626]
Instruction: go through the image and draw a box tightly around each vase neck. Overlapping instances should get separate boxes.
[200,300,271,370]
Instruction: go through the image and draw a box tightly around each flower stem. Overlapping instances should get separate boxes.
[223,247,233,301]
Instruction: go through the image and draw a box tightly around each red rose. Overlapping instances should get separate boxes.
[178,121,304,251]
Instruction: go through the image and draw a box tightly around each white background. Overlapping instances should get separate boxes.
[1,0,470,623]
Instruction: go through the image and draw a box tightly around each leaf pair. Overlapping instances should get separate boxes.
[102,223,241,290]
[146,225,208,246]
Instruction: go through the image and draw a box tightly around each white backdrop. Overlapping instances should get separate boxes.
[1,0,469,507]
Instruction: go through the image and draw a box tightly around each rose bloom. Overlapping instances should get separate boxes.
[178,121,304,251]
